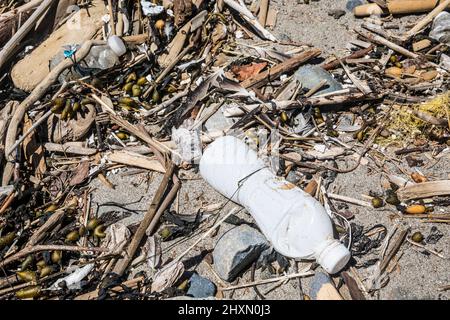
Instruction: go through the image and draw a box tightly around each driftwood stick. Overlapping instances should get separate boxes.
[0,0,56,69]
[379,229,407,273]
[406,238,445,258]
[109,114,170,157]
[112,163,175,276]
[147,176,181,235]
[6,110,52,157]
[26,210,65,246]
[322,46,373,70]
[327,193,372,207]
[397,180,450,201]
[0,245,107,268]
[356,29,418,60]
[107,0,116,35]
[44,142,98,156]
[220,269,314,291]
[258,0,269,26]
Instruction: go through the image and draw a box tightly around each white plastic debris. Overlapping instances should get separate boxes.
[151,260,184,293]
[108,35,127,56]
[430,12,450,45]
[200,136,351,274]
[50,264,94,290]
[172,126,202,164]
[140,0,165,16]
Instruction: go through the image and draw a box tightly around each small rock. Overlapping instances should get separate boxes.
[328,9,346,19]
[286,170,300,184]
[213,224,269,281]
[430,12,450,45]
[346,0,363,12]
[186,273,216,298]
[294,65,343,96]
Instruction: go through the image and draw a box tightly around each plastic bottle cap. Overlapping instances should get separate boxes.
[316,240,351,274]
[108,35,127,56]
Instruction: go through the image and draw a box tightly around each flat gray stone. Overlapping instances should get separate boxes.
[213,224,269,282]
[187,273,216,298]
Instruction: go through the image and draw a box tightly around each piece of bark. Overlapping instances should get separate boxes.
[412,39,432,52]
[173,0,193,26]
[322,46,373,70]
[265,7,277,29]
[69,161,90,186]
[397,180,450,201]
[341,272,366,300]
[241,48,321,89]
[304,180,318,196]
[10,0,107,92]
[258,0,269,27]
[106,150,166,173]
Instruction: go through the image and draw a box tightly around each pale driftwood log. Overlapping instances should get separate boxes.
[2,40,105,186]
[0,0,56,70]
[105,150,166,173]
[397,180,450,201]
[44,142,98,156]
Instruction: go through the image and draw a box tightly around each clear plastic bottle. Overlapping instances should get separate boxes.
[199,136,351,274]
[83,35,127,70]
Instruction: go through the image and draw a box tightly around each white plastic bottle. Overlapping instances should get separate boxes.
[199,136,351,274]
